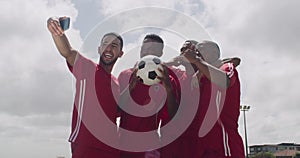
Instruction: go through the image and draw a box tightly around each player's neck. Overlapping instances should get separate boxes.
[99,62,113,74]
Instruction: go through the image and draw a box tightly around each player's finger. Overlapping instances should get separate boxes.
[47,19,57,35]
[157,65,165,74]
[161,64,169,76]
[190,44,196,51]
[54,21,64,36]
[132,67,138,75]
[156,67,165,81]
[158,65,170,80]
[145,150,160,158]
[50,20,63,36]
[133,61,138,68]
[48,21,59,36]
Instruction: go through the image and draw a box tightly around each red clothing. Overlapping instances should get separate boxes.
[195,62,245,158]
[118,69,169,132]
[161,69,200,158]
[71,143,119,158]
[179,71,201,136]
[67,53,120,157]
[118,68,180,158]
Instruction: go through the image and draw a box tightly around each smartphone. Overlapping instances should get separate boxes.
[59,17,70,31]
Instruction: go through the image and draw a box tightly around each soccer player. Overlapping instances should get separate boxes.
[47,17,124,158]
[118,34,180,158]
[162,40,242,158]
[160,40,202,158]
[180,40,245,158]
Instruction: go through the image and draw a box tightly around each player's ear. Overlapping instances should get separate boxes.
[118,50,124,58]
[158,51,163,57]
[98,46,101,54]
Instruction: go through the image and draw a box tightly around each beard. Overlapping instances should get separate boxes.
[100,56,118,65]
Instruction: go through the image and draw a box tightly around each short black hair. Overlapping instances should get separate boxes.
[185,40,198,45]
[144,34,164,45]
[102,32,123,50]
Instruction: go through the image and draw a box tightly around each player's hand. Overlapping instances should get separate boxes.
[180,40,204,64]
[129,68,139,92]
[180,41,196,55]
[145,150,160,158]
[182,48,202,64]
[47,17,64,36]
[191,72,202,90]
[164,55,189,67]
[175,55,191,66]
[157,64,172,91]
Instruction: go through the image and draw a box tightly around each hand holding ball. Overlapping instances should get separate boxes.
[136,55,163,86]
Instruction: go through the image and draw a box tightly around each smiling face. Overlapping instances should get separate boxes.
[98,34,123,66]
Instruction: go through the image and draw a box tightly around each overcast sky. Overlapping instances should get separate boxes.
[1,0,300,157]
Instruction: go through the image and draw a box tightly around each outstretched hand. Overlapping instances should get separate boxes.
[47,17,64,36]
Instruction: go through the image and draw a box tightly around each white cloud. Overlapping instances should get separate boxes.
[199,0,300,57]
[0,0,80,115]
[96,0,177,16]
[0,0,80,157]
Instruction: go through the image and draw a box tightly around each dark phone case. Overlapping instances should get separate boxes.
[59,17,70,31]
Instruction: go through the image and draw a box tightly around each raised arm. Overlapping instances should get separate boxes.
[47,17,77,66]
[183,50,230,89]
[157,65,179,118]
[118,69,139,109]
[164,40,198,76]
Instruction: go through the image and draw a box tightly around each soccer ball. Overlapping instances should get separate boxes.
[136,55,163,86]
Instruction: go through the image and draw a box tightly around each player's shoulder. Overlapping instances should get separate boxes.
[70,53,98,77]
[76,53,94,63]
[73,53,98,71]
[118,68,134,80]
[119,68,133,75]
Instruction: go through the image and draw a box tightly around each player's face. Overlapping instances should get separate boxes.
[180,41,204,60]
[180,41,195,54]
[99,35,123,65]
[140,38,163,58]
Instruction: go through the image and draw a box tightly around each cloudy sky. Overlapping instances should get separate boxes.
[1,0,300,157]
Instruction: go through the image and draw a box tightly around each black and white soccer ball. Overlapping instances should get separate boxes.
[136,55,163,86]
